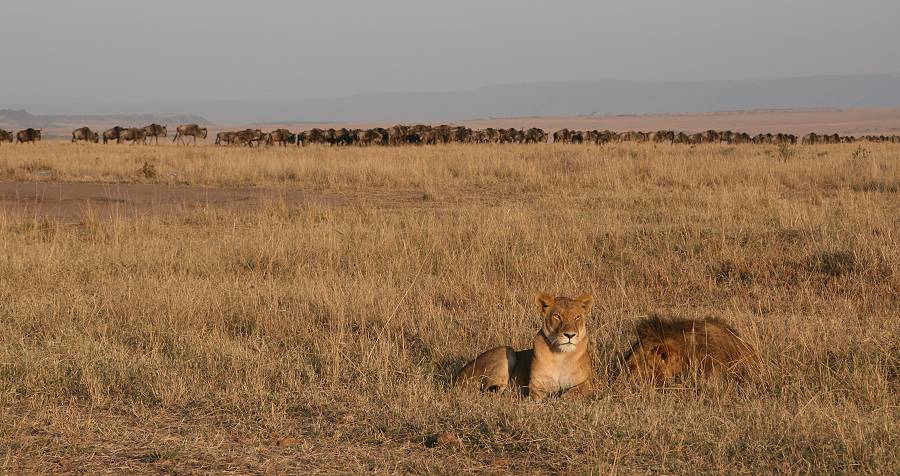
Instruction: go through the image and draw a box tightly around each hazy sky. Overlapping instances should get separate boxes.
[2,0,899,104]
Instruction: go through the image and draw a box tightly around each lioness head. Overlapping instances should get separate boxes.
[535,293,594,352]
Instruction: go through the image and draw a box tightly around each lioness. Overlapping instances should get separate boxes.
[455,293,594,400]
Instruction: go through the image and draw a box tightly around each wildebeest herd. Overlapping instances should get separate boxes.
[0,127,43,144]
[205,126,900,146]
[553,129,900,145]
[1,124,899,147]
[212,125,549,147]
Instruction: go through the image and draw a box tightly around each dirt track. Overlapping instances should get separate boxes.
[0,182,426,220]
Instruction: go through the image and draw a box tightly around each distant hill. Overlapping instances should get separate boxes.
[264,74,900,123]
[0,109,209,129]
[82,73,900,124]
[0,109,46,128]
[7,74,900,124]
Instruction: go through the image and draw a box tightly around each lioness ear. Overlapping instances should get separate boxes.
[535,292,555,315]
[574,293,594,311]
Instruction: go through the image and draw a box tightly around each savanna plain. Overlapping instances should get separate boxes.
[0,141,898,474]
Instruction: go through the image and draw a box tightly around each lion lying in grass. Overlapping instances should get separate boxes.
[619,315,758,384]
[455,293,595,400]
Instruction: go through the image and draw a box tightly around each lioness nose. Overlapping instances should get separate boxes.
[564,332,576,339]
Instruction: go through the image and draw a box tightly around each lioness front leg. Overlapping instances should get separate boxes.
[561,380,594,400]
[527,386,549,401]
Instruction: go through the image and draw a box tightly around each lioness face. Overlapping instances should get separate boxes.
[536,293,593,353]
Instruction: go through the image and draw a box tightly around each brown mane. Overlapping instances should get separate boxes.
[619,314,758,384]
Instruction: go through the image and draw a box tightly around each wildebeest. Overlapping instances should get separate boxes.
[358,128,385,146]
[420,128,441,145]
[449,126,471,143]
[469,129,487,143]
[592,130,619,145]
[0,129,13,145]
[773,133,796,145]
[173,124,208,144]
[732,132,752,144]
[421,125,447,145]
[120,128,146,145]
[552,128,571,144]
[299,128,337,146]
[524,128,548,144]
[801,133,820,145]
[618,131,643,143]
[265,128,296,146]
[386,125,407,146]
[501,128,525,144]
[71,126,99,143]
[236,129,265,147]
[329,128,357,146]
[650,130,675,143]
[103,126,127,144]
[297,128,324,146]
[862,135,892,143]
[701,130,720,144]
[752,133,769,144]
[371,127,390,146]
[142,124,168,144]
[16,128,42,144]
[215,131,240,146]
[483,128,501,144]
[483,129,498,143]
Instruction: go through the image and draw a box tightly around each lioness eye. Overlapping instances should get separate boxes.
[575,316,582,321]
[552,314,560,320]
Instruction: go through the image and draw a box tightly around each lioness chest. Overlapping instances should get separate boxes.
[528,355,588,395]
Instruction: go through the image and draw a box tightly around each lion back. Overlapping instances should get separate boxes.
[626,314,758,381]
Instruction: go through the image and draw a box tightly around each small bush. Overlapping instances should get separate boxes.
[139,161,158,179]
[814,251,856,277]
[850,146,871,160]
[777,143,794,162]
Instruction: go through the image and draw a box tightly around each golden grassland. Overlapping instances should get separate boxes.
[1,141,898,473]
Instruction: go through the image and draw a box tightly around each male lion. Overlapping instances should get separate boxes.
[619,315,757,384]
[455,293,595,400]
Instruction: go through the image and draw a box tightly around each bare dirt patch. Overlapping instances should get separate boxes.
[0,181,429,220]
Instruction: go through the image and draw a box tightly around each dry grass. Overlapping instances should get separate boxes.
[1,142,898,474]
